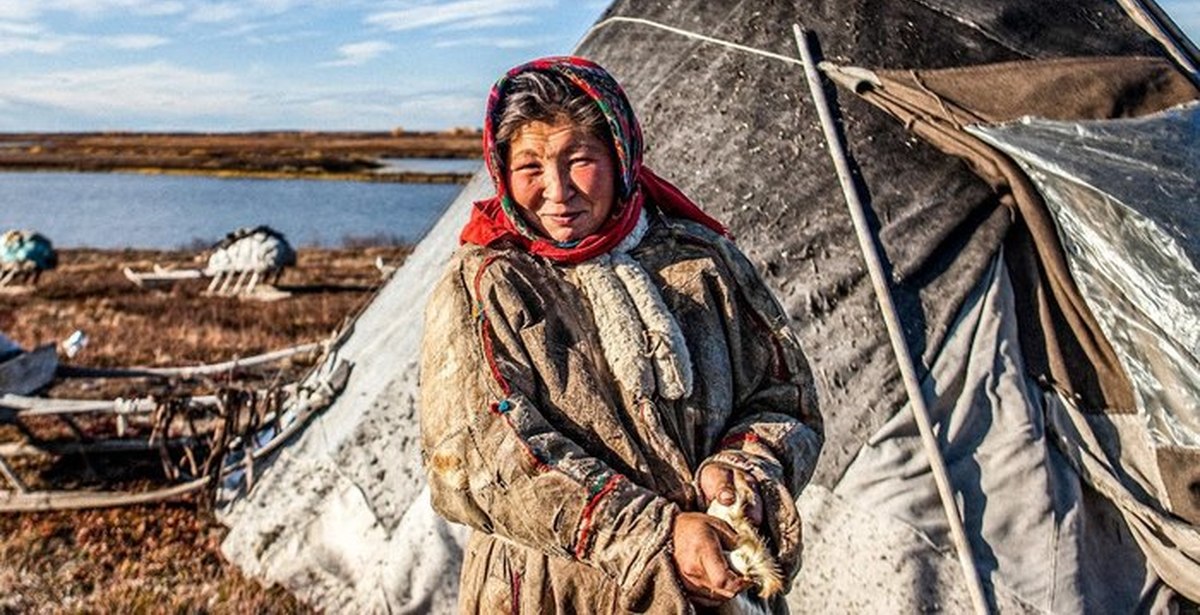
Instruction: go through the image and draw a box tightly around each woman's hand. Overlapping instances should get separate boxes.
[671,512,753,606]
[699,464,764,526]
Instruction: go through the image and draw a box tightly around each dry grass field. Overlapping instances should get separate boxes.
[1,245,409,612]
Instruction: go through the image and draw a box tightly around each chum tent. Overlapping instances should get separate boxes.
[218,0,1200,611]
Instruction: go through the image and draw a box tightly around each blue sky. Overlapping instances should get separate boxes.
[0,0,1195,132]
[0,0,609,131]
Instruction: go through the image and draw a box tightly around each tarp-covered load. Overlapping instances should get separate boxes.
[218,1,1200,612]
[1,230,56,272]
[0,229,57,288]
[205,225,296,275]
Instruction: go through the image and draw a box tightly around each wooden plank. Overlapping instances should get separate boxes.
[0,477,210,512]
[0,436,202,458]
[56,341,320,379]
[123,266,203,289]
[0,344,58,395]
[0,455,27,492]
[2,394,218,416]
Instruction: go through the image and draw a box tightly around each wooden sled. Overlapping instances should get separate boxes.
[205,269,289,300]
[124,265,290,300]
[0,339,348,512]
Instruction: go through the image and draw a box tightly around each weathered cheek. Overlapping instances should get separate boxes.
[573,166,616,209]
[510,178,541,208]
[572,167,603,191]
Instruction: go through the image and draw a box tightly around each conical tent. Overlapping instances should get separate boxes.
[218,1,1199,611]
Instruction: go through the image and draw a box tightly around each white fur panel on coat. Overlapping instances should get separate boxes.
[575,210,694,401]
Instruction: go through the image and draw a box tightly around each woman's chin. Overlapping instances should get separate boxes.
[549,231,583,243]
[543,224,590,244]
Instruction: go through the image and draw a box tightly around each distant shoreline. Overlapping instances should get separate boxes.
[0,130,482,184]
[0,165,473,184]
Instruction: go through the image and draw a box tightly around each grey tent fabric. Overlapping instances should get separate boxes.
[793,254,1159,612]
[833,58,1200,604]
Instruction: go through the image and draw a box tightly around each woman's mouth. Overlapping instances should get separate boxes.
[544,211,584,225]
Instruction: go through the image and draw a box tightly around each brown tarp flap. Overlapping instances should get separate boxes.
[1157,446,1200,526]
[839,56,1198,413]
[876,56,1196,123]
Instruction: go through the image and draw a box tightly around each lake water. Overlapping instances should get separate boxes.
[0,170,467,249]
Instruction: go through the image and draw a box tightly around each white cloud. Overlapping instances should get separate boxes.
[440,14,535,31]
[0,20,44,35]
[244,28,321,45]
[321,40,394,67]
[393,91,481,126]
[0,27,168,55]
[33,0,186,18]
[0,62,254,118]
[433,36,548,49]
[0,36,73,55]
[0,60,480,130]
[187,3,243,23]
[0,1,40,21]
[0,23,82,55]
[366,0,555,32]
[102,34,170,49]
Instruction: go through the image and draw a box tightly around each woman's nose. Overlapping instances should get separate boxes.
[542,164,574,204]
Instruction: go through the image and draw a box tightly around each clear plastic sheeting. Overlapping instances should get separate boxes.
[970,102,1200,448]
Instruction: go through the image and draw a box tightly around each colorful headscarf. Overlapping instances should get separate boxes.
[460,56,727,263]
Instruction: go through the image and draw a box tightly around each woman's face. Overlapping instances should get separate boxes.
[505,117,616,244]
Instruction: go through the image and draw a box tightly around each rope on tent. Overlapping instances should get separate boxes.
[581,16,804,67]
[793,24,992,615]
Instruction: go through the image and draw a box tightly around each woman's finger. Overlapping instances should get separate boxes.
[699,464,734,506]
[707,517,741,550]
[697,530,741,600]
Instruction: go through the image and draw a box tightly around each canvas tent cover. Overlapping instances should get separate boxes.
[217,1,1200,612]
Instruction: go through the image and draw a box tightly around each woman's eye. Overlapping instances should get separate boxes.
[514,163,540,173]
[570,157,594,166]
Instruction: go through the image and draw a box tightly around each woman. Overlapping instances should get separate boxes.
[420,56,822,613]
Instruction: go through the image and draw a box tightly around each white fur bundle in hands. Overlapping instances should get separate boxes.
[706,471,784,613]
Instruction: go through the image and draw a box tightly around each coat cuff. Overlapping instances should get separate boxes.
[694,449,804,581]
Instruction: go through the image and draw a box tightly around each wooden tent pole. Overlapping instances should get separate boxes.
[793,24,991,615]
